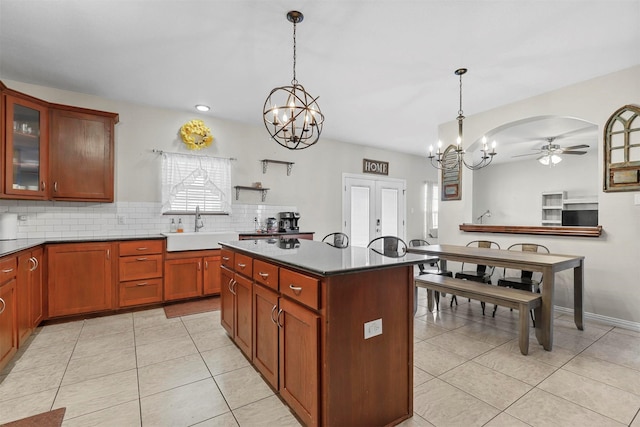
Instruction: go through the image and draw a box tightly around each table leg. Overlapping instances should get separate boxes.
[540,267,555,351]
[574,261,584,330]
[427,289,434,312]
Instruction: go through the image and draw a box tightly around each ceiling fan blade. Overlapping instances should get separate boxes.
[512,152,542,158]
[562,151,587,155]
[563,144,589,150]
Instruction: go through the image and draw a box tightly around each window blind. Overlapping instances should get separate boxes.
[161,152,232,214]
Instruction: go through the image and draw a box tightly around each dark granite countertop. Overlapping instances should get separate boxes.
[0,234,165,257]
[220,238,435,277]
[238,231,314,237]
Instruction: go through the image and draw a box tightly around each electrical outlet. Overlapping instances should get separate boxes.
[364,318,382,339]
[117,215,127,225]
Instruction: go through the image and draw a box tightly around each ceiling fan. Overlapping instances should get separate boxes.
[512,136,590,165]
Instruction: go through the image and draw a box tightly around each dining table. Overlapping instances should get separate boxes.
[407,244,584,351]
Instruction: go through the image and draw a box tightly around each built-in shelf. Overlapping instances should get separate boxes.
[564,197,598,205]
[234,185,270,202]
[261,159,294,176]
[459,224,603,237]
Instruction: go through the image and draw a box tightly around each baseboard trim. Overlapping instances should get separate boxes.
[555,306,640,332]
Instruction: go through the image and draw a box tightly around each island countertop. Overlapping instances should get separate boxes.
[219,238,434,276]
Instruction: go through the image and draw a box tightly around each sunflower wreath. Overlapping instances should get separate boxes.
[179,119,213,150]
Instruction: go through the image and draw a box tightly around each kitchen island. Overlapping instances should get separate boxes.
[219,238,430,427]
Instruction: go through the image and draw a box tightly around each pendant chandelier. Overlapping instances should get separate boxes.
[428,68,497,170]
[263,11,324,150]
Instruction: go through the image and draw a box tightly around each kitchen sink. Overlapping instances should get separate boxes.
[162,231,239,252]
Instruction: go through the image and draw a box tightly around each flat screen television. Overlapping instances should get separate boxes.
[562,210,598,226]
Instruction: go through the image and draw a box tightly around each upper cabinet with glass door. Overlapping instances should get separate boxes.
[3,93,48,199]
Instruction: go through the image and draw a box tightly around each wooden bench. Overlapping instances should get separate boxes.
[415,273,542,355]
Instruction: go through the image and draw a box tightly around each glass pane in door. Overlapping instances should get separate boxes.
[380,187,398,236]
[12,104,42,190]
[350,186,370,248]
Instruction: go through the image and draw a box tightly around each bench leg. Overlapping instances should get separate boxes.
[426,289,434,312]
[518,306,530,355]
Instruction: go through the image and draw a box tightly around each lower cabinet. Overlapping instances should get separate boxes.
[164,250,221,301]
[47,242,114,317]
[17,247,43,347]
[252,283,279,389]
[220,265,252,358]
[0,257,17,372]
[118,240,163,308]
[279,297,320,427]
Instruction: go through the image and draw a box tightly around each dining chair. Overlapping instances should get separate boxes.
[493,243,549,324]
[409,239,453,311]
[322,232,349,248]
[367,236,407,258]
[452,240,500,314]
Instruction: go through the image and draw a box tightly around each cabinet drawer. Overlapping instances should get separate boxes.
[119,254,163,281]
[234,253,253,277]
[221,249,235,269]
[0,257,17,283]
[119,278,163,307]
[253,260,279,291]
[280,269,319,310]
[119,240,163,256]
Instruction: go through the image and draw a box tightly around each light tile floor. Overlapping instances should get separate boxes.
[1,289,640,426]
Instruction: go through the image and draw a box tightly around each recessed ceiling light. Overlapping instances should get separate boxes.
[195,105,210,112]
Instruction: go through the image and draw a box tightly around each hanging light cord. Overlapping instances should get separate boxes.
[291,19,297,85]
[458,72,464,118]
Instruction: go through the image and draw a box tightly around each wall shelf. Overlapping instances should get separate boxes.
[262,159,294,176]
[459,224,603,237]
[234,185,269,202]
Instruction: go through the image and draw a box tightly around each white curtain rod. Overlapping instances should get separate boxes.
[152,149,237,161]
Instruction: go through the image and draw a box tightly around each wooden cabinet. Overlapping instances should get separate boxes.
[1,81,118,202]
[118,240,163,308]
[0,256,18,372]
[49,107,116,202]
[47,242,114,317]
[164,249,221,301]
[2,91,48,199]
[16,247,43,347]
[279,297,320,427]
[220,251,253,359]
[252,283,279,390]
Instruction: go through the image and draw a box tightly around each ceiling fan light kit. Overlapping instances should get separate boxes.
[427,68,497,171]
[262,11,324,150]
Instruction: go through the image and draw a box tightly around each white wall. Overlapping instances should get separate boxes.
[473,150,598,225]
[438,65,640,325]
[1,78,438,242]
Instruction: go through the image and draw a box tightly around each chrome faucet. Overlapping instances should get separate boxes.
[195,205,204,232]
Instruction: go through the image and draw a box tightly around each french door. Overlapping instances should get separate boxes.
[343,175,406,248]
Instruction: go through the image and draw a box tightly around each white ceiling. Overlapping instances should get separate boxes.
[1,0,638,156]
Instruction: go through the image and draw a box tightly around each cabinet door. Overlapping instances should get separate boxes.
[203,254,221,295]
[253,284,279,389]
[47,243,114,317]
[0,278,18,371]
[220,266,234,336]
[49,108,114,201]
[3,94,48,199]
[29,248,43,328]
[17,252,32,345]
[279,297,320,427]
[164,257,203,301]
[234,273,252,358]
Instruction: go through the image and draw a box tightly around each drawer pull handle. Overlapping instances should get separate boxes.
[0,297,5,315]
[258,272,269,279]
[136,282,148,287]
[136,257,148,261]
[41,181,46,191]
[237,263,246,269]
[270,305,278,324]
[1,268,14,274]
[222,256,230,261]
[289,284,303,295]
[136,247,148,251]
[276,308,283,328]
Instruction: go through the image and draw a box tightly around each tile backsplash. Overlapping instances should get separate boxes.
[0,201,298,239]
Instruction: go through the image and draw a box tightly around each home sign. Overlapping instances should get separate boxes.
[363,158,389,176]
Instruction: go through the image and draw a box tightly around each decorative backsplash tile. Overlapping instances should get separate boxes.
[0,200,297,239]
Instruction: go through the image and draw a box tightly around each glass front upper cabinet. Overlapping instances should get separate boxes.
[4,94,48,198]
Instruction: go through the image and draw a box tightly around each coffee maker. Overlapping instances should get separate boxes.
[278,212,300,232]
